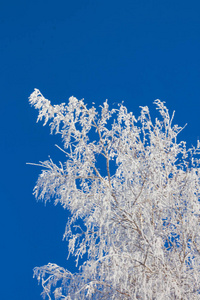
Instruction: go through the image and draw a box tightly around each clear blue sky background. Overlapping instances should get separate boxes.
[1,0,200,299]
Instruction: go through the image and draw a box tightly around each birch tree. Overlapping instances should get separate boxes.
[29,89,200,299]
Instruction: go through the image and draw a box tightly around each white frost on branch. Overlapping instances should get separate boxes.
[29,89,200,299]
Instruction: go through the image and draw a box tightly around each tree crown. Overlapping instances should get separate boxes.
[29,89,200,299]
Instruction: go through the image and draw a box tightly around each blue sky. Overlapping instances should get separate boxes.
[1,0,200,299]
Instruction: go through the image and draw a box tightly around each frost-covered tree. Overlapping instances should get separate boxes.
[29,89,200,299]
